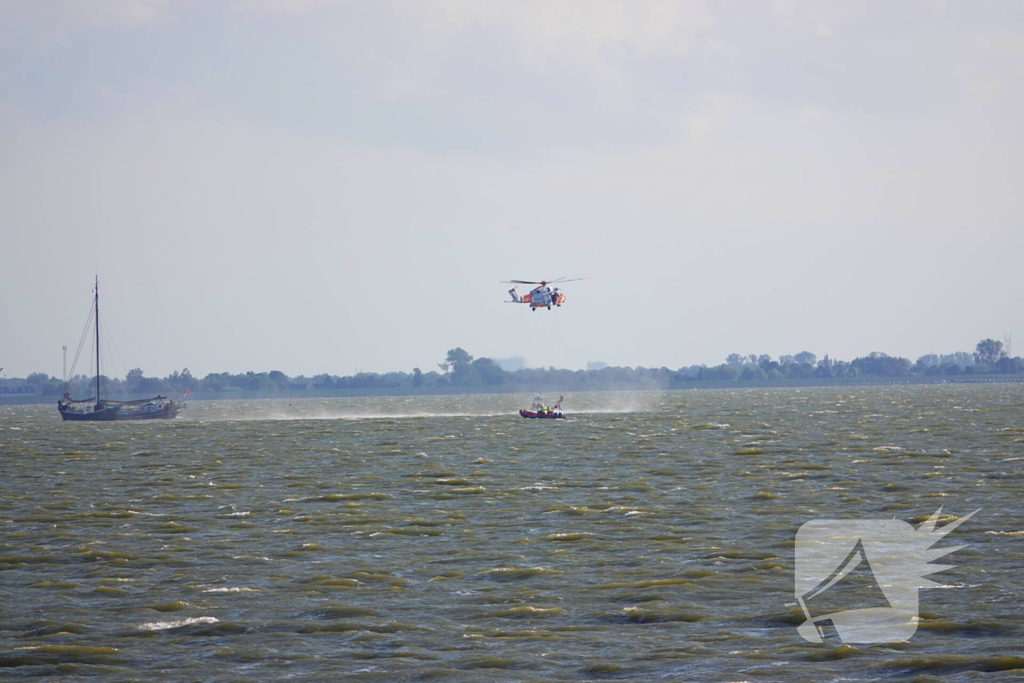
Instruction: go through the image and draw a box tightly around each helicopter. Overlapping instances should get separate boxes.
[502,277,587,311]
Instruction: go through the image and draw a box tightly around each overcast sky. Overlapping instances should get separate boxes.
[1,0,1022,379]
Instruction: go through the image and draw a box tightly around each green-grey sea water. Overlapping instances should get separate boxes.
[1,385,1022,682]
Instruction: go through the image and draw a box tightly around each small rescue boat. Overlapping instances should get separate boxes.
[519,409,565,419]
[520,395,565,419]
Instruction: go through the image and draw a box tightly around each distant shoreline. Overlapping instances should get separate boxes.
[3,375,1021,406]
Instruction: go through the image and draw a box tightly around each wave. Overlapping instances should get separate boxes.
[138,616,219,631]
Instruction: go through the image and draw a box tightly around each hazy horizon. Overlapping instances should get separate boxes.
[2,1,1022,379]
[2,319,1010,382]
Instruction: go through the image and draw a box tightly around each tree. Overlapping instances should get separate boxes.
[125,368,145,393]
[472,358,506,386]
[851,352,911,377]
[974,339,1006,365]
[794,351,817,366]
[450,361,479,386]
[167,368,197,393]
[423,370,446,387]
[726,353,745,367]
[26,372,50,393]
[42,377,64,395]
[203,372,231,392]
[700,364,739,380]
[65,374,92,396]
[412,367,424,388]
[784,361,815,379]
[235,371,271,391]
[439,347,473,373]
[310,374,334,389]
[679,365,701,380]
[997,356,1022,374]
[268,370,290,390]
[940,352,974,368]
[741,366,768,380]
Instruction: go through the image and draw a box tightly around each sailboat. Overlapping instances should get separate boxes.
[58,278,185,421]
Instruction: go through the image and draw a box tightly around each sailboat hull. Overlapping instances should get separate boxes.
[58,402,183,421]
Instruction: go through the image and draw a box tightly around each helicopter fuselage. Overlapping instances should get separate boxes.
[518,286,566,309]
[504,278,582,310]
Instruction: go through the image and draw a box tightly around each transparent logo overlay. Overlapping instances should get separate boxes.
[794,508,977,644]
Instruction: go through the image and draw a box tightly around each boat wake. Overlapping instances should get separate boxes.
[198,410,514,423]
[197,408,646,422]
[182,392,660,423]
[279,411,513,421]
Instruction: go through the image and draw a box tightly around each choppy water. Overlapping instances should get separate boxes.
[1,385,1022,682]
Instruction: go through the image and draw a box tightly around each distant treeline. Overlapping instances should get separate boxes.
[4,339,1021,398]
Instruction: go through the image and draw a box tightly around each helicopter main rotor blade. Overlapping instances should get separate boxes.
[545,277,589,284]
[502,277,589,285]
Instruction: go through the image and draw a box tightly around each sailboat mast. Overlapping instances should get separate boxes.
[94,276,100,404]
